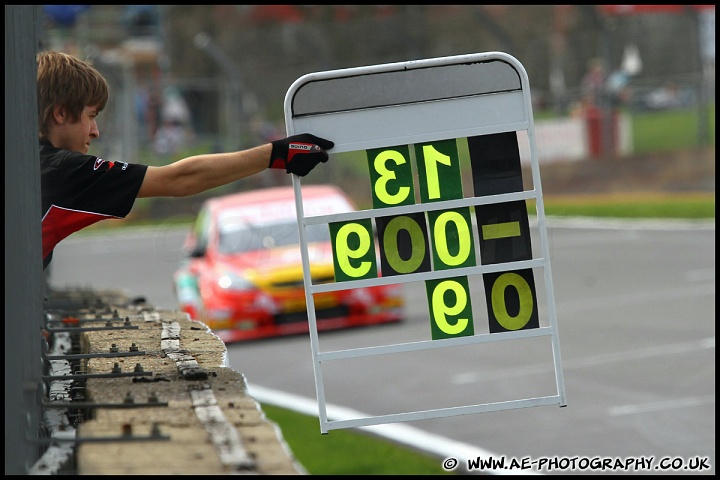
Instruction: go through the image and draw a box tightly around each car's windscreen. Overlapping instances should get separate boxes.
[218,221,331,254]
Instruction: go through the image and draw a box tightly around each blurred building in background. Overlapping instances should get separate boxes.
[40,5,714,165]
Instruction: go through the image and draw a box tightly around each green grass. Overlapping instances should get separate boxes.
[536,193,715,219]
[260,404,453,475]
[630,103,715,153]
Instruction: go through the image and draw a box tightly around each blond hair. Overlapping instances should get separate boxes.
[36,51,109,140]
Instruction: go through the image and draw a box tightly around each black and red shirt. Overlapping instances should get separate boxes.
[40,139,148,269]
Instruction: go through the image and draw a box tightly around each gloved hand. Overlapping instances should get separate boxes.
[269,133,334,176]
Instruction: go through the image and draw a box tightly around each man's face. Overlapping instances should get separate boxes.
[53,104,101,154]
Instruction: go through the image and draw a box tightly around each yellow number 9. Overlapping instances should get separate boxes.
[427,277,474,339]
[335,222,373,278]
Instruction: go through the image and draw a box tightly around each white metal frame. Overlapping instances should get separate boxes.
[284,52,565,433]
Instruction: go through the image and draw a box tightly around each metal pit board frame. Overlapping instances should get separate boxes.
[284,51,566,433]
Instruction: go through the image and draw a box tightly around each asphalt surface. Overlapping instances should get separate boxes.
[50,217,715,475]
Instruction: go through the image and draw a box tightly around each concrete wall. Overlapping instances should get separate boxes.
[38,288,303,475]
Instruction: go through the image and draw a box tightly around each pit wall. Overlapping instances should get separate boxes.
[41,288,304,475]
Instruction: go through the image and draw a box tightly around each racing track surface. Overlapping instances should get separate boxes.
[50,218,715,475]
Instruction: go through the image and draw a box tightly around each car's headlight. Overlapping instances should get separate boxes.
[216,269,255,291]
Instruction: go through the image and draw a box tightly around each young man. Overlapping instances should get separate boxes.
[37,51,333,270]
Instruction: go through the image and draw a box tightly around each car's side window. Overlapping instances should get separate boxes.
[191,208,212,257]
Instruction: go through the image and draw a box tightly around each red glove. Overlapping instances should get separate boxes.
[269,133,334,176]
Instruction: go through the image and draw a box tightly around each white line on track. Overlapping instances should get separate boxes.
[609,394,716,417]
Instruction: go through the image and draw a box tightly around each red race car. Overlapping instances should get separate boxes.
[173,185,404,343]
